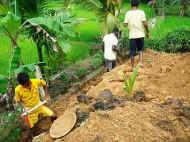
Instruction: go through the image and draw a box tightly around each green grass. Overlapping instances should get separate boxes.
[150,16,190,40]
[74,21,102,41]
[64,41,90,64]
[71,4,103,42]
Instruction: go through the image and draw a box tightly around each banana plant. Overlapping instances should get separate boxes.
[0,12,22,108]
[22,11,77,73]
[124,65,140,96]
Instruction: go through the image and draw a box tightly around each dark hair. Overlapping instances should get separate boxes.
[131,0,139,7]
[112,27,119,33]
[17,72,30,86]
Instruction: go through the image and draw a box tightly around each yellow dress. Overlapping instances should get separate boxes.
[15,79,54,128]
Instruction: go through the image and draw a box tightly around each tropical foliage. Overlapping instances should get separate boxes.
[124,65,139,95]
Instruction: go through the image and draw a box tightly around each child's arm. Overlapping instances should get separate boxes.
[43,84,50,101]
[112,45,119,52]
[141,11,150,38]
[143,21,150,38]
[37,79,51,101]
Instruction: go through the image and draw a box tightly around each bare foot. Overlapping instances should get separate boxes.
[139,63,144,68]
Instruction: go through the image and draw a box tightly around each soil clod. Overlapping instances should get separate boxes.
[156,120,175,133]
[133,91,146,102]
[76,110,90,127]
[180,106,190,119]
[77,94,93,104]
[98,89,113,102]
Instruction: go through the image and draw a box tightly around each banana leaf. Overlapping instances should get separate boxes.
[9,47,21,74]
[14,62,47,74]
[0,74,8,83]
[0,12,21,37]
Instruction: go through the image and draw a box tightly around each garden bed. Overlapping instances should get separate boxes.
[31,49,190,142]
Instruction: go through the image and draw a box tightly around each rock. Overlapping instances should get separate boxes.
[177,117,190,127]
[133,91,146,102]
[171,99,183,109]
[77,94,93,104]
[163,97,183,109]
[180,106,190,119]
[98,89,113,102]
[76,110,90,127]
[92,101,115,111]
[156,120,175,133]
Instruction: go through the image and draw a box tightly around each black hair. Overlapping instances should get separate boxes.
[112,27,120,38]
[17,72,30,86]
[131,0,139,7]
[112,27,119,34]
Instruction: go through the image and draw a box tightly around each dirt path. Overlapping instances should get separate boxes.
[33,49,190,142]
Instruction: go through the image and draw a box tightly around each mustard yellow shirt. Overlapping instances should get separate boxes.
[15,79,46,108]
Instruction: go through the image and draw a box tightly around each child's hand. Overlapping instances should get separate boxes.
[146,32,150,39]
[112,46,118,52]
[45,95,51,101]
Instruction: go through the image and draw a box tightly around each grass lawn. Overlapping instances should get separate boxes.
[71,4,103,42]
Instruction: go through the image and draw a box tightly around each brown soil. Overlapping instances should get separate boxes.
[32,49,190,142]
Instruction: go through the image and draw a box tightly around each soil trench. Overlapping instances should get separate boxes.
[30,49,190,142]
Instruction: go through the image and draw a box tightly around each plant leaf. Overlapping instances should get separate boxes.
[9,47,21,74]
[0,12,21,37]
[0,74,8,83]
[124,65,139,95]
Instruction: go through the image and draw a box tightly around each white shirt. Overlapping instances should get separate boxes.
[103,33,118,60]
[124,9,146,39]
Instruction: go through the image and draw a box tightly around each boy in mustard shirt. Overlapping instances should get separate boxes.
[15,72,56,129]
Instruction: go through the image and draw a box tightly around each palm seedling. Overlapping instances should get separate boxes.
[123,65,140,96]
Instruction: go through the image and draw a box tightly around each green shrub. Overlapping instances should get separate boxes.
[0,109,22,142]
[74,67,88,79]
[64,42,90,64]
[118,31,130,58]
[91,52,104,69]
[60,72,72,83]
[147,29,190,53]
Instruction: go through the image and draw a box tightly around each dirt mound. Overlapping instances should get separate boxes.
[33,49,190,142]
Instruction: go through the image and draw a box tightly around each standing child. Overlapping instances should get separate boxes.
[15,72,57,129]
[124,0,149,69]
[103,27,119,72]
